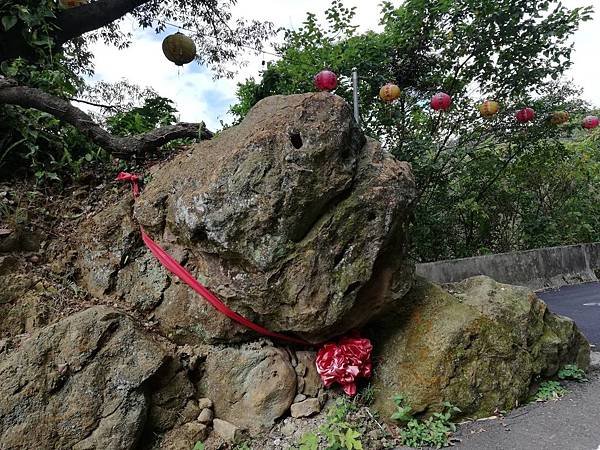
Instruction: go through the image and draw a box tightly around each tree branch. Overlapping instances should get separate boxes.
[0,77,212,155]
[69,97,118,110]
[0,0,153,63]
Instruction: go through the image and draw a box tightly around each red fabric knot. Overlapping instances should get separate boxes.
[315,334,373,396]
[116,171,141,197]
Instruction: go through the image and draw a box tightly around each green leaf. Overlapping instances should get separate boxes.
[192,442,205,450]
[1,15,17,31]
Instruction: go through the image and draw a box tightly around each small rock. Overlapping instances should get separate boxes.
[286,348,298,367]
[297,376,305,393]
[318,390,328,407]
[213,418,242,442]
[290,398,321,418]
[197,397,213,410]
[29,255,40,264]
[197,408,213,424]
[293,394,307,403]
[280,421,296,437]
[297,351,321,397]
[295,362,307,377]
[180,399,200,423]
[182,421,208,442]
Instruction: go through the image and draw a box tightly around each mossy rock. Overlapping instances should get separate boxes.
[370,276,590,420]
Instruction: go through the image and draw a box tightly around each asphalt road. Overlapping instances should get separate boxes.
[538,282,600,346]
[452,370,600,450]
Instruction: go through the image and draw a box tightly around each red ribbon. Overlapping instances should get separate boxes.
[116,171,373,393]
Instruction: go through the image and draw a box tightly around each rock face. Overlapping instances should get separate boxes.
[0,306,167,449]
[198,342,297,432]
[77,92,416,343]
[371,276,590,420]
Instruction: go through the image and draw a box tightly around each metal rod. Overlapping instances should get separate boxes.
[352,67,360,125]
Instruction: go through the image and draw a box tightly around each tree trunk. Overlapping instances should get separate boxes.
[0,0,153,63]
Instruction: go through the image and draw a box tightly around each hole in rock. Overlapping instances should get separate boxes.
[343,281,361,296]
[290,132,303,149]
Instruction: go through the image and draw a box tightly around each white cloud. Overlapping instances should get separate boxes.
[87,0,600,130]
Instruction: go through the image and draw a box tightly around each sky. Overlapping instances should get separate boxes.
[88,0,600,130]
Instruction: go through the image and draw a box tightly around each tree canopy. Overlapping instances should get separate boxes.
[0,0,273,178]
[231,0,598,260]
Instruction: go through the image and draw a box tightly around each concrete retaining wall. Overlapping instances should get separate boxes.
[416,243,600,290]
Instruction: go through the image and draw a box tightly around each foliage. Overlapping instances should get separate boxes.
[353,383,376,407]
[230,0,598,261]
[296,398,363,450]
[390,394,413,423]
[298,432,319,450]
[106,96,178,136]
[391,395,460,449]
[192,442,205,450]
[81,80,161,123]
[558,364,587,382]
[0,102,110,183]
[0,0,275,182]
[0,0,274,77]
[534,381,567,401]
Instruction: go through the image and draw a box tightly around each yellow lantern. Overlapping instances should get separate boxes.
[58,0,89,8]
[379,83,401,102]
[479,100,500,118]
[162,32,197,66]
[550,111,569,125]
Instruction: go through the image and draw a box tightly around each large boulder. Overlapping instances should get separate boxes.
[0,306,168,449]
[77,92,416,343]
[370,276,590,420]
[197,342,297,433]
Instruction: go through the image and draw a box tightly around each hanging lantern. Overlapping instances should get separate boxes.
[430,92,452,111]
[379,83,401,102]
[58,0,89,8]
[550,111,570,125]
[314,70,338,91]
[479,100,500,118]
[516,107,535,123]
[582,115,600,129]
[162,32,197,66]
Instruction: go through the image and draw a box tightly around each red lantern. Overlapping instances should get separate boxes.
[430,92,452,111]
[314,70,338,91]
[516,107,535,123]
[582,115,599,130]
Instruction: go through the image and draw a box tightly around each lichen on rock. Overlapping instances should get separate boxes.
[76,92,417,343]
[370,276,590,420]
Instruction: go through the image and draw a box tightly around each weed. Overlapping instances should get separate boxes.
[534,381,567,401]
[298,432,319,450]
[233,443,252,450]
[192,442,204,450]
[354,383,376,407]
[390,394,413,423]
[295,398,363,450]
[558,364,587,382]
[391,395,460,449]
